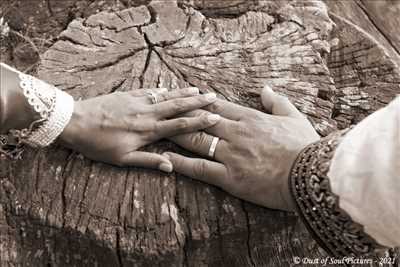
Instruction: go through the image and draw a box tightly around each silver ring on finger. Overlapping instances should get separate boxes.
[147,92,158,104]
[208,137,219,158]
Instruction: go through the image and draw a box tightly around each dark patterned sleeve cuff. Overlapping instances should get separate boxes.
[288,129,388,257]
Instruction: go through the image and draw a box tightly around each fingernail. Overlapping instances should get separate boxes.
[159,88,168,93]
[207,114,220,123]
[159,162,173,173]
[162,152,170,160]
[205,93,217,101]
[264,85,274,93]
[187,87,199,94]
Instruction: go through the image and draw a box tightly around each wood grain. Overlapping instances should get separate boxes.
[325,0,400,67]
[0,0,399,266]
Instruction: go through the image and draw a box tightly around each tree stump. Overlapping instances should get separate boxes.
[1,1,399,266]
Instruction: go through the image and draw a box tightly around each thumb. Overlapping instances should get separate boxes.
[119,151,173,172]
[261,85,304,119]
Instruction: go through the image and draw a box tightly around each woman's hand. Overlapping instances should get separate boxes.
[59,87,220,172]
[163,85,319,211]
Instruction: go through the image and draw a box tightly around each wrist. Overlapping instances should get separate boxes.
[58,100,84,148]
[279,148,304,212]
[281,175,296,212]
[0,67,39,133]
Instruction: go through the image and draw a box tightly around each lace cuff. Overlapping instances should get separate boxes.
[289,129,388,257]
[0,63,74,159]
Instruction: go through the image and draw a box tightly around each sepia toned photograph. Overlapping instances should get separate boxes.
[0,0,399,266]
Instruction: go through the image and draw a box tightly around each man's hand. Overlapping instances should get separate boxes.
[164,85,319,211]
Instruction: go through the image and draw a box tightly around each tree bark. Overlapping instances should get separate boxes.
[0,0,399,266]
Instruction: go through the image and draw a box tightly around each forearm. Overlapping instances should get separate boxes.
[0,63,39,133]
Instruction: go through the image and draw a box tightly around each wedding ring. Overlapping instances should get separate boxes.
[147,92,158,104]
[208,137,219,158]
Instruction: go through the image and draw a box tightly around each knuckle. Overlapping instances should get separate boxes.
[127,120,140,132]
[208,102,222,113]
[174,156,185,169]
[170,90,185,99]
[193,160,206,179]
[232,122,250,138]
[176,118,190,130]
[180,88,191,96]
[201,114,211,124]
[171,100,188,113]
[172,89,184,97]
[157,92,168,102]
[251,112,265,122]
[190,132,208,148]
[147,121,159,132]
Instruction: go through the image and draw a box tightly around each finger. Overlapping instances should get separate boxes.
[163,152,229,188]
[168,132,229,161]
[155,114,221,137]
[129,88,168,97]
[261,85,304,119]
[203,99,253,121]
[153,93,217,119]
[138,87,200,104]
[118,151,173,172]
[156,87,200,102]
[174,109,237,138]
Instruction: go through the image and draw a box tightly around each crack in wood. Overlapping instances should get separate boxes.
[139,34,154,88]
[76,160,94,230]
[109,78,127,94]
[241,202,256,267]
[116,228,124,267]
[174,180,190,267]
[60,151,75,229]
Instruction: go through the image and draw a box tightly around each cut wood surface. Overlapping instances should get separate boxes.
[0,0,399,266]
[325,0,400,68]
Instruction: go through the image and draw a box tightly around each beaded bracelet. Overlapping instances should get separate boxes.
[0,63,74,159]
[289,129,388,258]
